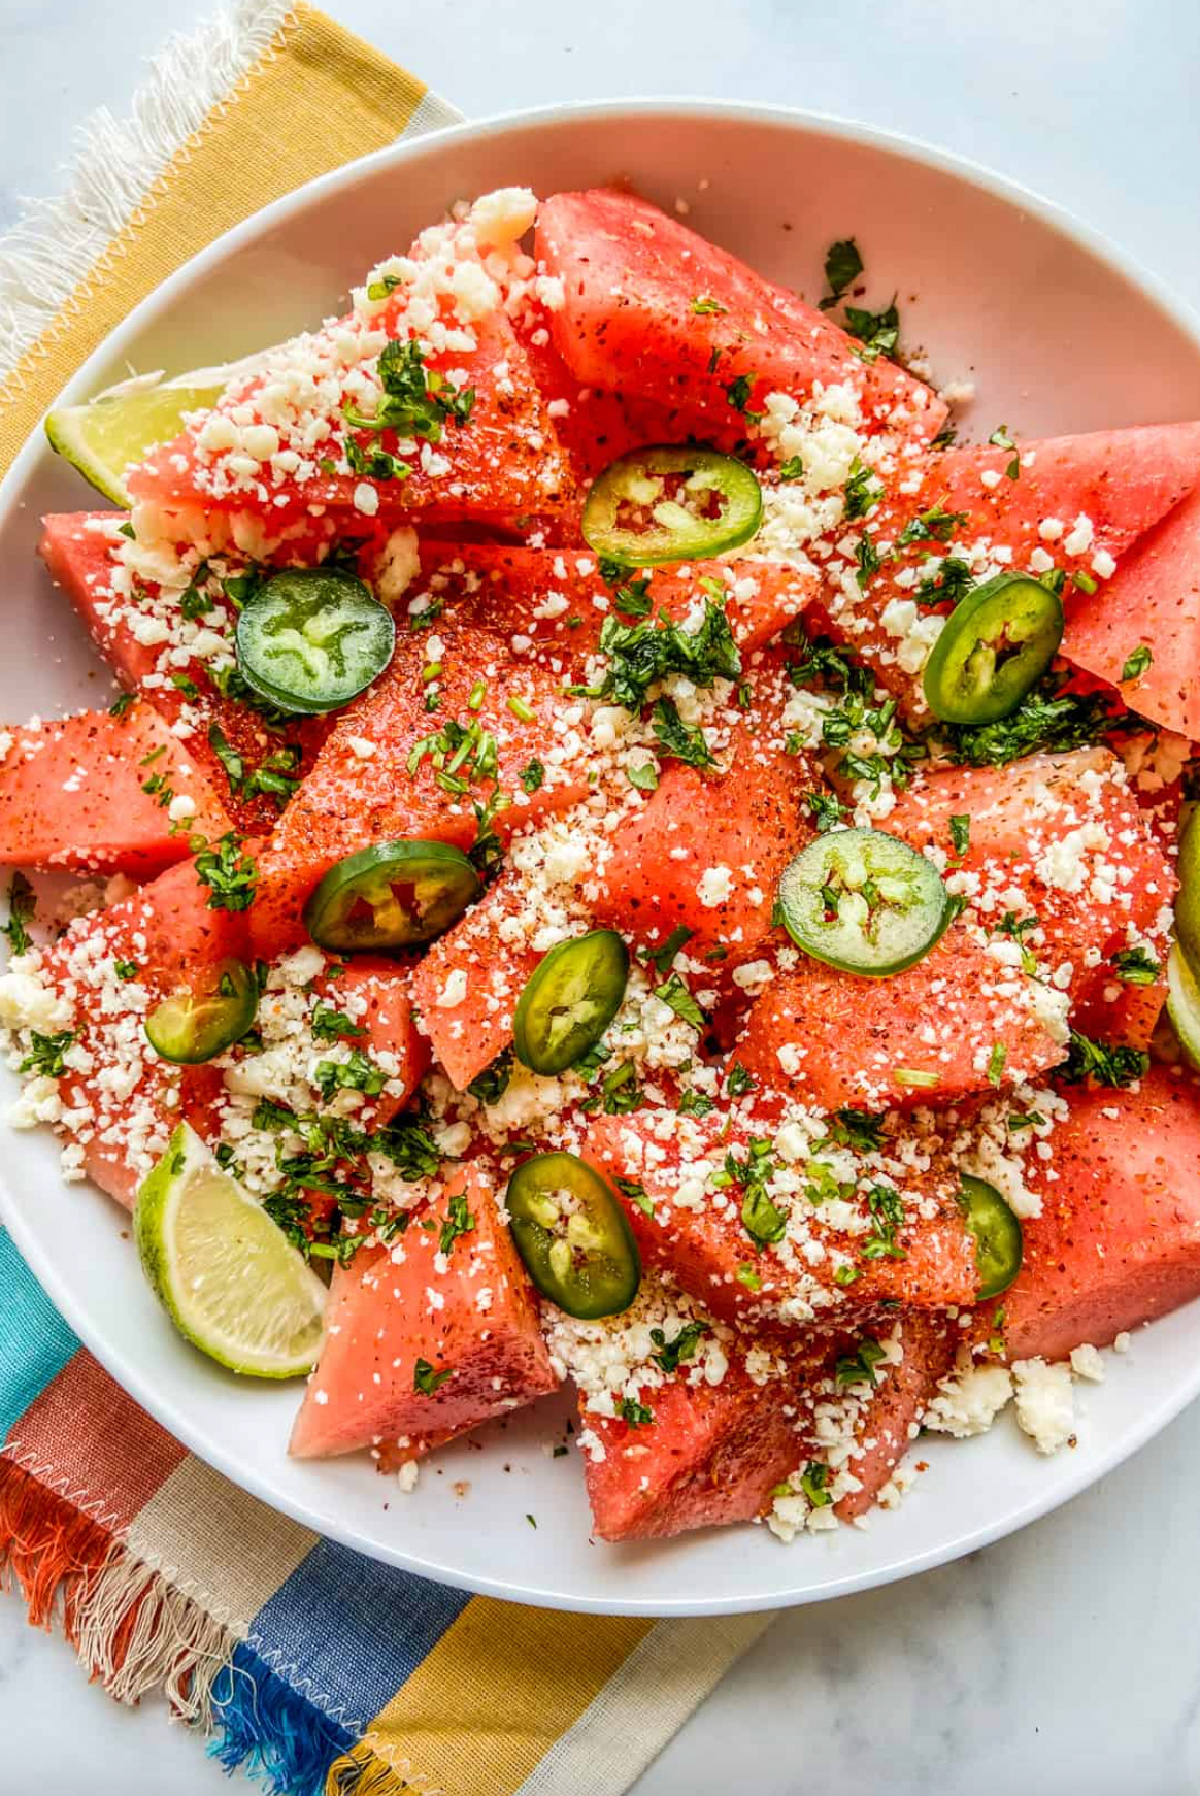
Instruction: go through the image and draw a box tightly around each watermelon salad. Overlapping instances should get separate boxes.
[5,183,1200,1546]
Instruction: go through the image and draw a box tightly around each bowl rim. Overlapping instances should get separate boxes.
[4,96,1200,1616]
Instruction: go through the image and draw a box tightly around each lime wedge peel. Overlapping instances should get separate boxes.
[134,1122,327,1379]
[1167,942,1200,1073]
[44,350,266,507]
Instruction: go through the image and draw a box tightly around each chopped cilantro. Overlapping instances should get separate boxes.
[988,424,1020,480]
[643,933,689,977]
[819,237,863,311]
[313,1048,386,1102]
[938,679,1122,768]
[726,1062,757,1097]
[827,1107,885,1153]
[986,1042,1007,1087]
[777,455,805,481]
[723,371,760,418]
[519,758,545,793]
[195,832,258,912]
[655,973,706,1029]
[800,1461,834,1507]
[915,556,976,609]
[652,697,714,768]
[835,1338,888,1388]
[1111,945,1161,986]
[108,690,137,719]
[649,1319,708,1375]
[804,790,849,832]
[373,1117,442,1181]
[618,1396,655,1427]
[627,761,660,792]
[1121,644,1153,683]
[413,1358,453,1396]
[571,599,740,710]
[895,503,968,549]
[949,813,971,857]
[310,1000,365,1043]
[844,297,899,362]
[614,1175,653,1219]
[691,295,727,315]
[438,1191,476,1257]
[20,1029,76,1077]
[854,531,880,589]
[2,872,36,956]
[467,1049,513,1107]
[1059,1031,1148,1089]
[842,457,883,521]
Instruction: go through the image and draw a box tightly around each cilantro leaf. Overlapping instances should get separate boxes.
[1059,1031,1148,1089]
[655,973,706,1029]
[820,238,864,311]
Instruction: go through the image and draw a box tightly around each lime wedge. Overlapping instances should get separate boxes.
[1167,942,1200,1072]
[45,352,264,506]
[134,1122,326,1378]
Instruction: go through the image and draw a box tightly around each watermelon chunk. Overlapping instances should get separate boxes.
[881,747,1176,1025]
[831,1312,954,1520]
[0,703,232,878]
[591,655,824,966]
[25,859,248,1207]
[1063,484,1200,739]
[37,512,329,833]
[735,926,1064,1112]
[515,318,728,479]
[821,422,1200,711]
[322,957,430,1125]
[578,1349,814,1542]
[583,1101,979,1329]
[535,190,946,443]
[289,1164,558,1460]
[128,310,577,548]
[987,1067,1200,1363]
[410,873,541,1092]
[249,629,589,958]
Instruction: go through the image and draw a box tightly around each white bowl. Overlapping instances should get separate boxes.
[3,101,1200,1617]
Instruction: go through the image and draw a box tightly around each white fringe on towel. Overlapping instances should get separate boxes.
[0,0,298,383]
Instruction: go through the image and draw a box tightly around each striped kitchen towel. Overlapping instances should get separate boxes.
[0,6,771,1793]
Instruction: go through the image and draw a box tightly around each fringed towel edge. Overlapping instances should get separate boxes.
[0,0,299,383]
[0,1454,414,1796]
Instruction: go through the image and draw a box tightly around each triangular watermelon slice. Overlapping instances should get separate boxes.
[27,858,249,1207]
[535,189,947,443]
[823,422,1200,711]
[37,511,330,833]
[1062,484,1200,739]
[289,1164,557,1461]
[0,701,232,878]
[983,1066,1200,1363]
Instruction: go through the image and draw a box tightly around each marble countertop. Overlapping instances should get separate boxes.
[2,0,1200,1789]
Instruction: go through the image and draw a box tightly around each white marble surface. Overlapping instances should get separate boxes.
[2,0,1200,1789]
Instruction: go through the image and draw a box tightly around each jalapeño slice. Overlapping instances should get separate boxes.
[144,957,258,1064]
[778,827,951,977]
[581,445,763,567]
[235,567,396,715]
[304,839,479,952]
[923,572,1063,725]
[958,1174,1023,1300]
[512,930,630,1075]
[506,1151,641,1320]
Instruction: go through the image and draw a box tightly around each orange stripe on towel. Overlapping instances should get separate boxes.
[6,1351,186,1531]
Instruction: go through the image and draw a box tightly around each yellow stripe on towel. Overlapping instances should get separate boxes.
[354,1599,653,1795]
[0,3,440,479]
